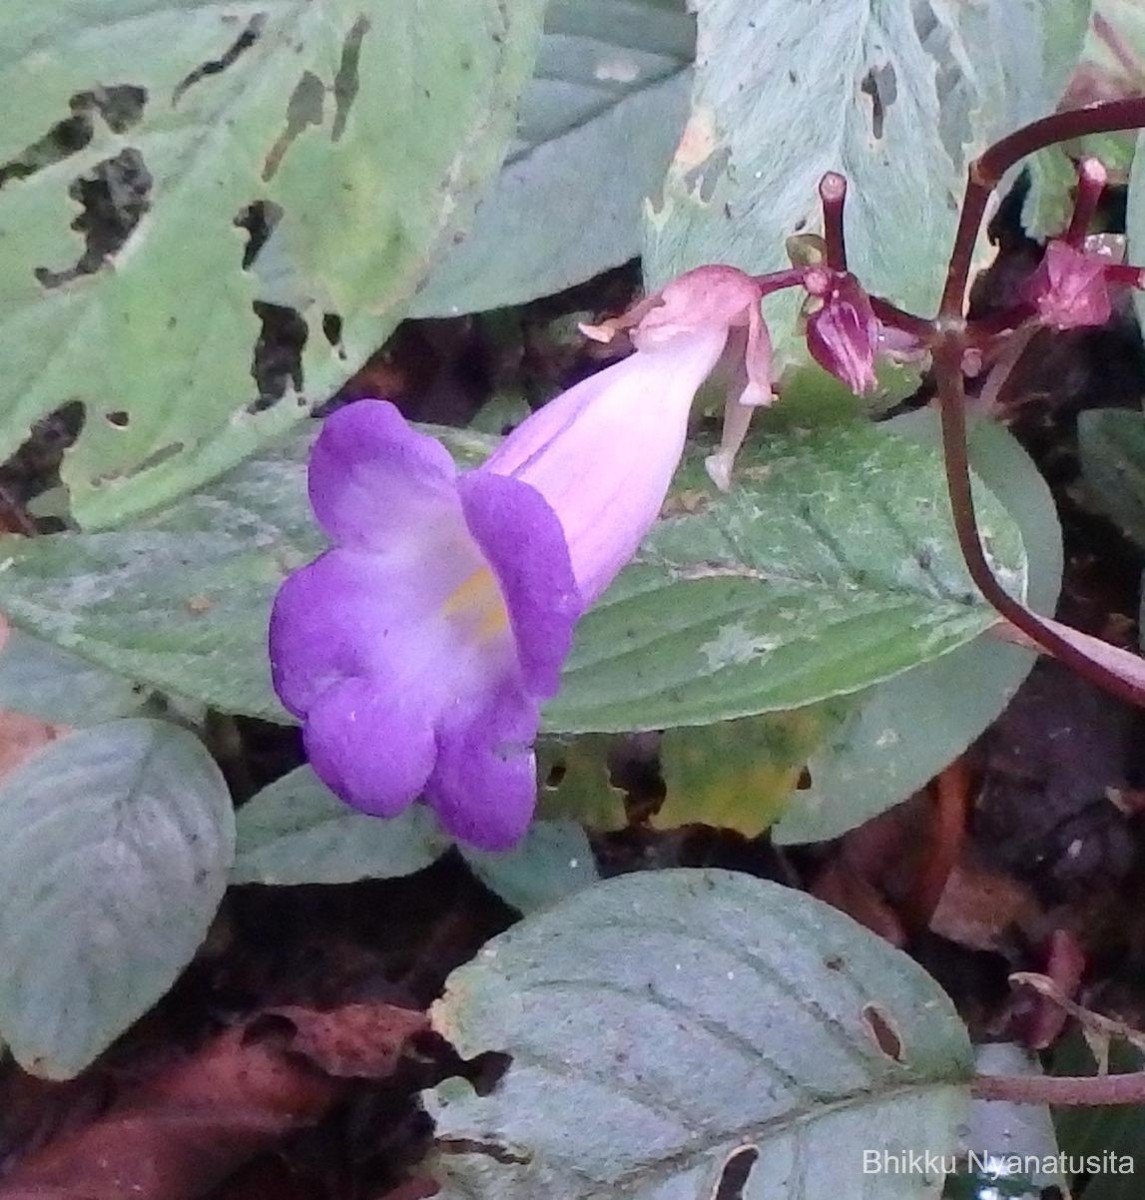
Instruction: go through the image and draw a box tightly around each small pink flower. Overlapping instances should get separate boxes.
[802,268,879,394]
[1022,240,1113,330]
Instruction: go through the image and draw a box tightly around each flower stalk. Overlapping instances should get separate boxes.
[792,98,1145,713]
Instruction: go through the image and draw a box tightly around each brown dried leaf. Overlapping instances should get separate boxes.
[0,1004,424,1200]
[928,857,1043,954]
[0,613,70,776]
[0,709,67,779]
[811,861,907,947]
[264,1003,426,1078]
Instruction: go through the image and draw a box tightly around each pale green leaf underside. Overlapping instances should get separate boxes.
[412,0,694,316]
[0,0,543,528]
[0,718,233,1078]
[427,869,973,1200]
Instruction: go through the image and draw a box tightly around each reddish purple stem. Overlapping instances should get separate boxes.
[1066,158,1108,245]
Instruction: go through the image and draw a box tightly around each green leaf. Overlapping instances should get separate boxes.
[234,764,597,908]
[1127,122,1145,334]
[426,869,973,1199]
[0,718,233,1078]
[773,411,1061,845]
[0,627,149,725]
[461,821,598,914]
[413,0,693,317]
[468,389,534,437]
[232,765,447,886]
[1078,407,1145,549]
[545,421,1026,733]
[1026,0,1142,237]
[0,421,498,720]
[1023,133,1133,240]
[645,0,1087,356]
[654,701,852,835]
[0,0,543,529]
[1023,145,1088,241]
[0,419,1023,734]
[0,425,322,720]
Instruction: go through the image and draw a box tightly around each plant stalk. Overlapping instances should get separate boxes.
[973,1070,1145,1106]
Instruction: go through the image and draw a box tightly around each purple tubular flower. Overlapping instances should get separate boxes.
[483,326,727,601]
[270,401,579,849]
[269,268,754,848]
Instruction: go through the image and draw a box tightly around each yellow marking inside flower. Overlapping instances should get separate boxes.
[442,566,510,641]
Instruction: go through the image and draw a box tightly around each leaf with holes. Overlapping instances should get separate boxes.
[425,869,973,1199]
[412,0,694,316]
[644,0,1088,363]
[653,701,853,836]
[0,719,233,1078]
[773,410,1062,844]
[545,421,1026,732]
[534,736,628,831]
[0,0,544,528]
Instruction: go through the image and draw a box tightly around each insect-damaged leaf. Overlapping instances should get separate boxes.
[426,869,973,1199]
[0,421,1024,731]
[644,0,1088,364]
[0,0,544,528]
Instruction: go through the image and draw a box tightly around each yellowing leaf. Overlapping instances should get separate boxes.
[655,703,850,835]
